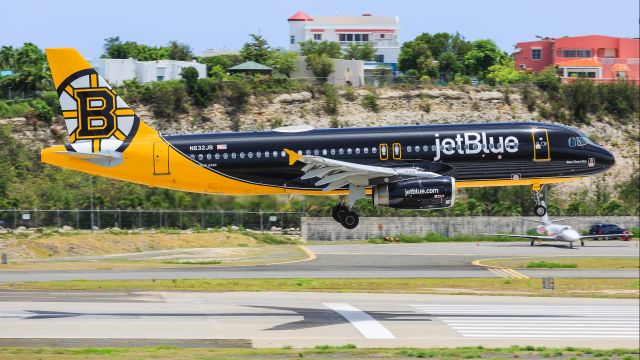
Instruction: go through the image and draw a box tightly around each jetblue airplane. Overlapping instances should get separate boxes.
[40,49,615,229]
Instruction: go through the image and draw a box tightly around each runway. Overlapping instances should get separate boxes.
[0,291,637,348]
[2,241,638,282]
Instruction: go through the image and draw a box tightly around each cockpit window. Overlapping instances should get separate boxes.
[568,136,591,147]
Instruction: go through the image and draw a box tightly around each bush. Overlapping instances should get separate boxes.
[142,80,189,119]
[38,91,60,115]
[521,84,537,112]
[361,93,379,112]
[223,79,252,113]
[342,87,356,101]
[321,84,339,115]
[30,99,53,122]
[419,97,431,113]
[305,54,334,83]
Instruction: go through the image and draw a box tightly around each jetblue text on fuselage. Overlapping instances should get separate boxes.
[433,132,519,161]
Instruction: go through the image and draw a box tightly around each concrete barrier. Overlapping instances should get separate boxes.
[301,216,640,242]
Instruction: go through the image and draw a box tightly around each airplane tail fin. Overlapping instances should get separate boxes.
[45,48,151,155]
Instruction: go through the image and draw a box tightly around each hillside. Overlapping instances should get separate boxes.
[4,85,638,192]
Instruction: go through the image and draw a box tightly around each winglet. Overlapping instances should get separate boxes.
[284,148,302,165]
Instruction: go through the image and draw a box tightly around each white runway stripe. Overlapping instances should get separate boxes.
[413,304,639,339]
[324,303,395,339]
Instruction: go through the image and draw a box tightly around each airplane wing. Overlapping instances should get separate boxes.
[579,233,634,239]
[484,233,555,240]
[283,149,439,191]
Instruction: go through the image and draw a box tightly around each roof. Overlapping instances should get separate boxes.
[556,58,603,67]
[227,61,273,71]
[288,11,313,21]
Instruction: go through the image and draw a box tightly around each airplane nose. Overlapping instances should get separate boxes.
[599,148,615,170]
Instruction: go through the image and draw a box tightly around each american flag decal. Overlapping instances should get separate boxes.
[217,144,227,150]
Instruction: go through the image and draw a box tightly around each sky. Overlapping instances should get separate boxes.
[1,0,638,58]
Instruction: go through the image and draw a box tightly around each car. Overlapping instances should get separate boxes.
[589,223,630,240]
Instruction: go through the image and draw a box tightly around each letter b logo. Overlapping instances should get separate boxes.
[74,88,117,139]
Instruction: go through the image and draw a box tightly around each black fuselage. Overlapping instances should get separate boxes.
[162,121,615,190]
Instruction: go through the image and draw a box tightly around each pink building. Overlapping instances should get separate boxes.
[514,35,639,83]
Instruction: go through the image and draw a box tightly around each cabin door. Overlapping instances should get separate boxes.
[531,128,550,162]
[153,142,170,175]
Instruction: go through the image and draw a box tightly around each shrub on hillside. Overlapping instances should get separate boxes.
[361,93,379,113]
[142,80,189,119]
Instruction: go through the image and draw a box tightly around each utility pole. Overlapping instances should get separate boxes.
[90,175,94,232]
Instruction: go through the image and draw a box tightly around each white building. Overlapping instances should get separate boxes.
[88,58,207,86]
[288,11,400,66]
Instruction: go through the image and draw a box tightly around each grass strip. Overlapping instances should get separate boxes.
[0,345,638,360]
[482,257,640,270]
[1,278,638,299]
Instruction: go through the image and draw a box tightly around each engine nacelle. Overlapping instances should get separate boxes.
[373,176,456,209]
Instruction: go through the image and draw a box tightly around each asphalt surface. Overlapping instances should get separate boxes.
[1,241,638,282]
[0,291,637,348]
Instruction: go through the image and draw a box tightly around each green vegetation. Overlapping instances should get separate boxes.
[102,37,193,61]
[1,278,638,298]
[369,232,529,243]
[361,92,380,112]
[0,346,637,360]
[526,261,578,269]
[481,257,640,270]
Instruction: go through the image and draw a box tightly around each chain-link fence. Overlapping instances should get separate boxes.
[0,209,302,231]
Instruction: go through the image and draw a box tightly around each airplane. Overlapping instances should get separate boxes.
[40,48,616,229]
[485,203,633,248]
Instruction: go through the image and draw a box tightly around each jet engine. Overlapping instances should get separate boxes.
[372,176,455,209]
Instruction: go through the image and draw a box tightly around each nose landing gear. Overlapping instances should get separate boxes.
[532,184,547,217]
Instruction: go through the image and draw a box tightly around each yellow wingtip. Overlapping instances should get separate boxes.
[284,148,302,166]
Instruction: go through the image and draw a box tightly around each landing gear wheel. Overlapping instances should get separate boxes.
[340,211,359,229]
[530,240,535,247]
[332,205,349,222]
[581,240,585,247]
[534,204,547,217]
[569,242,574,249]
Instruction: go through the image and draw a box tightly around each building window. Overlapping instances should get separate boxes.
[338,33,369,42]
[380,34,385,39]
[157,76,164,81]
[313,33,322,41]
[375,54,384,63]
[561,49,591,58]
[290,35,295,45]
[531,48,542,60]
[519,64,526,70]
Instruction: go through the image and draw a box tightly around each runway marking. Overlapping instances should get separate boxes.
[413,304,639,339]
[473,258,529,279]
[324,303,395,339]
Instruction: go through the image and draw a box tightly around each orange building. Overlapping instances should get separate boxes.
[514,35,639,83]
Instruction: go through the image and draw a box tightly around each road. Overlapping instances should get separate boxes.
[1,241,637,282]
[0,291,637,349]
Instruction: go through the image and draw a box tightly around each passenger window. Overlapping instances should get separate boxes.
[281,151,286,157]
[372,147,377,154]
[331,149,336,155]
[406,146,411,153]
[206,153,212,160]
[431,145,435,152]
[248,152,253,158]
[273,151,278,157]
[256,152,261,158]
[347,148,352,154]
[415,145,420,152]
[265,151,270,158]
[314,149,319,155]
[223,153,228,159]
[355,148,360,154]
[322,149,327,155]
[339,148,344,155]
[297,150,302,155]
[215,153,220,160]
[198,154,203,160]
[363,147,368,154]
[231,152,236,159]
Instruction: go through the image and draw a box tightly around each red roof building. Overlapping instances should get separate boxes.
[514,35,640,83]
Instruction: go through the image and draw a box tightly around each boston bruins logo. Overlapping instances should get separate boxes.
[57,69,139,153]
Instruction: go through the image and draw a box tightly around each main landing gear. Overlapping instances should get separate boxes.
[331,185,365,229]
[531,184,547,217]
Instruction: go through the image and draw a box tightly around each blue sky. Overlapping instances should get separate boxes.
[2,0,638,57]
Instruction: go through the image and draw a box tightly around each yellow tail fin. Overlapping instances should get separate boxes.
[45,48,141,154]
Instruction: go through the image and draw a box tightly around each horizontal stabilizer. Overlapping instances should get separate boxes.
[54,150,122,167]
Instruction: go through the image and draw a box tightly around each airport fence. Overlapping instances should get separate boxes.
[0,209,302,231]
